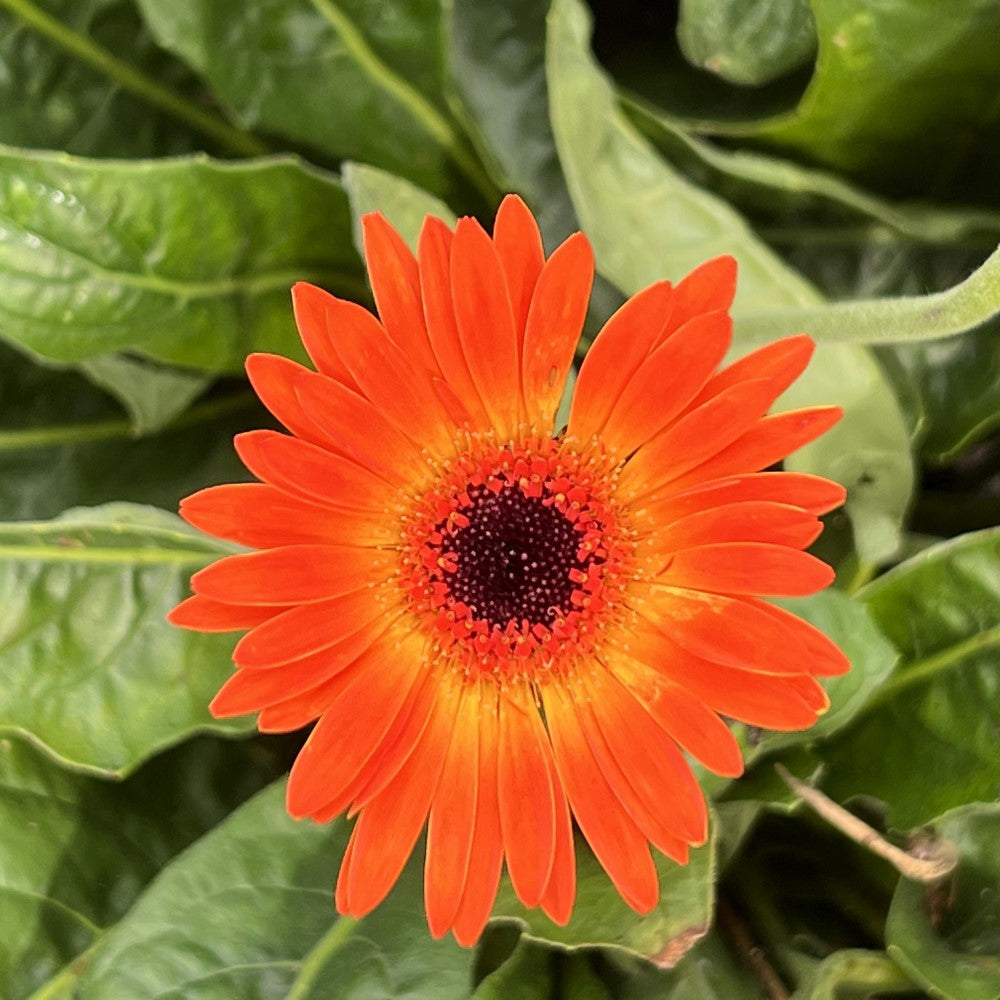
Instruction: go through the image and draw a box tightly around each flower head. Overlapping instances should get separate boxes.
[170,195,848,944]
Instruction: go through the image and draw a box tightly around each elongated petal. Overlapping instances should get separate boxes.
[664,256,736,339]
[652,501,822,551]
[234,430,396,512]
[493,194,545,339]
[293,369,429,486]
[521,233,593,433]
[191,544,391,606]
[290,283,361,390]
[658,543,835,597]
[497,685,557,908]
[179,483,394,548]
[450,687,504,947]
[425,683,481,938]
[600,311,732,456]
[568,281,673,443]
[451,216,522,438]
[619,379,778,500]
[245,353,332,449]
[168,595,282,632]
[639,472,847,525]
[233,588,396,668]
[362,212,440,376]
[644,587,850,676]
[418,216,490,429]
[542,682,659,912]
[538,769,576,927]
[285,628,426,818]
[338,676,461,918]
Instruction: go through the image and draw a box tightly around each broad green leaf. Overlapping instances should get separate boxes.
[546,0,912,563]
[886,804,1000,1000]
[1,734,283,1000]
[342,161,456,254]
[0,147,366,372]
[677,0,816,86]
[0,503,252,777]
[0,343,259,521]
[471,937,610,1000]
[791,949,915,999]
[0,0,239,158]
[76,353,211,434]
[492,821,715,963]
[818,528,1000,827]
[446,0,578,245]
[132,0,492,202]
[749,0,1000,200]
[74,781,475,999]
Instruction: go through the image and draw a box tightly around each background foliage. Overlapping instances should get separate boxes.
[2,0,999,996]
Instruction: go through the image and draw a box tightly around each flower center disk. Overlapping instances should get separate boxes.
[401,440,633,676]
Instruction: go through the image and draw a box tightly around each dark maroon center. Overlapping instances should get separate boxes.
[438,483,584,629]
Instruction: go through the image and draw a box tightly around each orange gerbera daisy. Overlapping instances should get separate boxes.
[170,195,848,945]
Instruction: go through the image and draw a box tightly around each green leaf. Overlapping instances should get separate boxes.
[818,528,1000,827]
[471,936,611,1000]
[132,0,492,201]
[342,161,456,254]
[791,949,915,999]
[0,147,366,372]
[677,0,816,86]
[748,0,1000,200]
[491,821,715,964]
[75,354,211,434]
[73,781,475,999]
[0,0,249,157]
[0,734,282,1000]
[446,0,579,244]
[0,503,252,777]
[886,804,1000,1000]
[546,0,913,563]
[0,343,260,521]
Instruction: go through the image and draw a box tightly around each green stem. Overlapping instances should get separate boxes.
[285,917,358,999]
[309,0,496,201]
[0,0,269,157]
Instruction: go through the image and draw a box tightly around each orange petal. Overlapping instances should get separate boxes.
[168,594,283,632]
[284,628,426,818]
[538,767,576,927]
[362,212,440,376]
[417,216,490,429]
[618,379,778,500]
[425,683,481,938]
[450,686,504,947]
[191,544,391,606]
[493,194,545,340]
[600,311,733,456]
[233,588,393,668]
[293,369,429,486]
[234,430,395,512]
[657,543,835,597]
[315,295,458,459]
[542,681,659,912]
[338,674,462,918]
[290,283,361,390]
[568,281,674,443]
[581,667,707,844]
[497,685,557,908]
[245,354,331,449]
[644,587,850,677]
[626,627,830,731]
[451,216,522,438]
[663,256,737,339]
[521,232,594,433]
[179,483,395,549]
[691,334,815,410]
[606,656,744,777]
[663,406,844,495]
[209,614,396,718]
[638,472,847,525]
[651,501,822,551]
